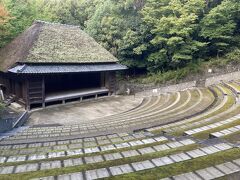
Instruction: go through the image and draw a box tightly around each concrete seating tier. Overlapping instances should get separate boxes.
[163,158,240,180]
[210,125,240,138]
[0,138,195,169]
[184,114,240,136]
[161,94,230,134]
[224,82,240,95]
[0,135,169,156]
[26,143,233,179]
[0,88,215,143]
[1,81,240,179]
[148,85,236,134]
[0,131,166,151]
[92,91,183,122]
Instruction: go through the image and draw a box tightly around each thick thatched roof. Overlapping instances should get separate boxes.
[0,20,118,72]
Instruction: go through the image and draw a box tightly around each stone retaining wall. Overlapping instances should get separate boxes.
[129,70,240,97]
[205,71,240,86]
[0,111,28,133]
[135,81,196,97]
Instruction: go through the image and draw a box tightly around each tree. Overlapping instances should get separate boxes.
[0,0,57,48]
[0,2,11,47]
[1,0,240,74]
[85,0,144,59]
[200,0,240,56]
[138,0,208,71]
[0,3,10,24]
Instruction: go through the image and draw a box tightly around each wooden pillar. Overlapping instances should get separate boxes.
[22,78,28,110]
[106,71,116,94]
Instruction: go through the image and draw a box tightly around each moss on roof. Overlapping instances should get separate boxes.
[0,20,118,72]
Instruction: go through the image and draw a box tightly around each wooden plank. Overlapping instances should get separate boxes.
[45,88,109,103]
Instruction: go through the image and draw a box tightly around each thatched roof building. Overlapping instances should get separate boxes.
[0,20,127,109]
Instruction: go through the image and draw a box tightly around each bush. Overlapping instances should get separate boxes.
[0,103,4,120]
[137,62,203,85]
[207,48,240,68]
[129,48,240,85]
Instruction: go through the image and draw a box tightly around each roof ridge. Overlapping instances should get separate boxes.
[34,20,81,29]
[0,20,118,72]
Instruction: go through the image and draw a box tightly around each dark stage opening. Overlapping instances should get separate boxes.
[44,72,109,104]
[45,73,102,94]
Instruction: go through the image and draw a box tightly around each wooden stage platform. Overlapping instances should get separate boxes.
[45,88,109,103]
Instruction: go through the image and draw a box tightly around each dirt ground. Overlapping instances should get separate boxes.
[26,95,142,126]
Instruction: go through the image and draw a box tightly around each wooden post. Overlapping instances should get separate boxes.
[106,71,116,94]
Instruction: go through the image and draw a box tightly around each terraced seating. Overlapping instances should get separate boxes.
[210,125,240,138]
[0,88,215,144]
[148,84,238,136]
[28,143,233,179]
[164,158,240,180]
[184,114,240,136]
[1,80,240,179]
[0,138,197,174]
[0,136,170,162]
[0,132,159,153]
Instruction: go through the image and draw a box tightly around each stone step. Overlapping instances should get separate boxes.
[0,136,169,157]
[2,90,210,143]
[28,143,233,179]
[163,158,240,180]
[210,125,240,138]
[184,114,240,136]
[0,131,152,148]
[147,86,225,133]
[0,137,191,165]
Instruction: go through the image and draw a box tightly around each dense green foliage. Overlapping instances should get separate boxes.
[0,0,240,75]
[0,103,4,120]
[133,48,240,84]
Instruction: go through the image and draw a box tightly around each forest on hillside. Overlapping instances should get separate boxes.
[0,0,240,82]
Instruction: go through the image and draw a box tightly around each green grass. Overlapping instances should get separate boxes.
[139,90,204,129]
[170,90,235,136]
[0,139,170,167]
[108,148,240,180]
[113,91,184,122]
[0,136,159,156]
[217,84,234,95]
[228,82,240,92]
[0,103,5,121]
[0,144,199,180]
[151,88,216,135]
[193,118,240,140]
[131,62,203,85]
[150,90,192,119]
[124,91,195,128]
[129,48,240,86]
[223,132,240,143]
[206,48,240,68]
[212,86,224,97]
